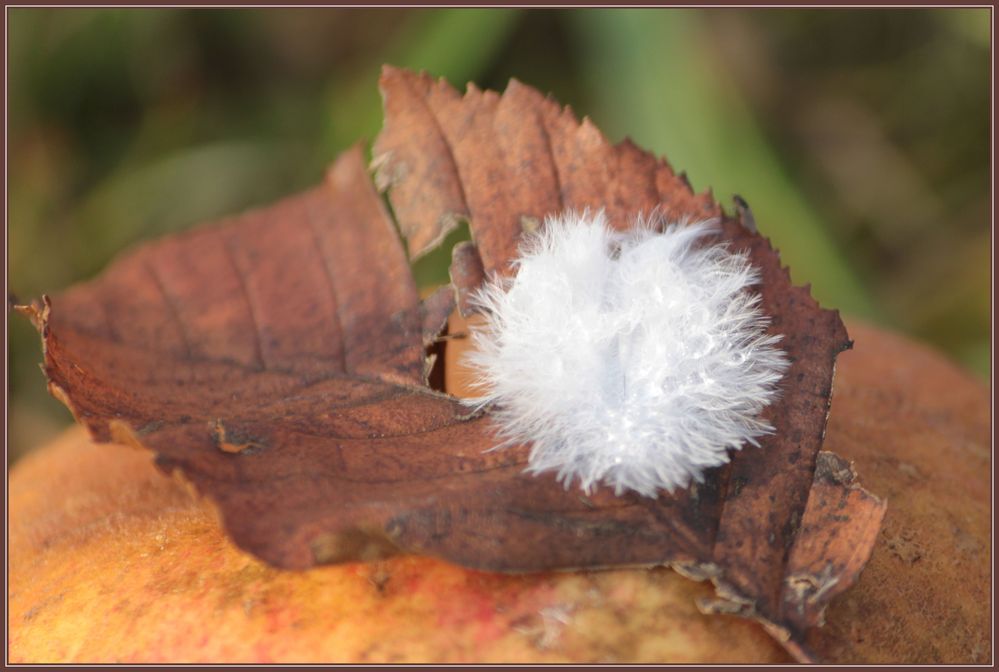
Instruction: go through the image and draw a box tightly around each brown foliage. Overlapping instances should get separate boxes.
[16,66,887,660]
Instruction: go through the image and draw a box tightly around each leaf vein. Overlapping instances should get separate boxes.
[220,233,267,371]
[144,260,193,358]
[305,199,350,375]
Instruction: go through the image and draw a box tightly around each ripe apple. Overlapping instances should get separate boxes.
[8,321,990,663]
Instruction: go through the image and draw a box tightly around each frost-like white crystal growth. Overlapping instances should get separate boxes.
[464,211,790,498]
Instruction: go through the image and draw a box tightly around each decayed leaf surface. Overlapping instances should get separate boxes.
[18,66,885,661]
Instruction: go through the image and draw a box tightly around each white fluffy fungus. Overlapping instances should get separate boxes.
[463,210,790,498]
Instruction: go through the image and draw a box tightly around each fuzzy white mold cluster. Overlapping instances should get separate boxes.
[464,210,790,498]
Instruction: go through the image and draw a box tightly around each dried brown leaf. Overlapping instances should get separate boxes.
[16,67,886,661]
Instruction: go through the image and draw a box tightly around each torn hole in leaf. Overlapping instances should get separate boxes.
[412,218,472,290]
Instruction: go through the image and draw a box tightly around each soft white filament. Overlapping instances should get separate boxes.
[463,210,790,498]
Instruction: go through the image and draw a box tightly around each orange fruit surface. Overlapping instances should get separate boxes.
[8,320,990,663]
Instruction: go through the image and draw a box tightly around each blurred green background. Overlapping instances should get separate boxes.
[8,8,991,463]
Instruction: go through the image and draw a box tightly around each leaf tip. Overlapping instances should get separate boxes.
[379,62,403,83]
[12,294,51,332]
[732,194,758,234]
